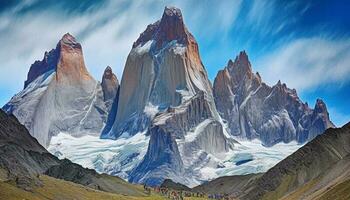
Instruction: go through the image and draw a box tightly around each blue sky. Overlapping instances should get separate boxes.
[0,0,349,126]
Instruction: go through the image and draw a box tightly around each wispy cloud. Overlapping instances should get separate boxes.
[257,37,350,91]
[0,0,242,94]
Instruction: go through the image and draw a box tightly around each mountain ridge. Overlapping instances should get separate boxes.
[213,51,335,146]
[3,34,115,147]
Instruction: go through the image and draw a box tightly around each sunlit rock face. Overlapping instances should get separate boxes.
[103,6,218,138]
[213,51,335,146]
[101,66,119,110]
[3,33,108,147]
[103,6,235,186]
[129,92,235,186]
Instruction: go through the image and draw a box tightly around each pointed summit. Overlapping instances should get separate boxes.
[227,50,253,80]
[54,33,92,83]
[235,51,249,65]
[5,33,108,147]
[155,6,188,48]
[110,5,213,139]
[133,6,193,50]
[213,50,334,146]
[101,66,119,102]
[314,99,328,114]
[24,33,90,88]
[59,33,81,50]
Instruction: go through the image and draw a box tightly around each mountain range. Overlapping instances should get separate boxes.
[213,51,334,146]
[0,6,345,199]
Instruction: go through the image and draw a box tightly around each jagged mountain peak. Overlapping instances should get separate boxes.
[213,50,335,146]
[227,59,234,67]
[61,32,75,41]
[24,49,59,89]
[228,50,253,79]
[235,50,249,64]
[156,6,187,46]
[163,6,183,18]
[315,98,326,110]
[59,32,81,50]
[24,33,90,88]
[55,33,92,83]
[313,98,332,121]
[4,33,108,147]
[101,66,119,102]
[133,6,193,50]
[102,66,117,81]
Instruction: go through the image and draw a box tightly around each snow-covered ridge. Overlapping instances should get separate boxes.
[6,69,55,105]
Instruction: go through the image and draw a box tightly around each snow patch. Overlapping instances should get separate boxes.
[144,102,159,118]
[184,119,212,142]
[134,40,153,54]
[14,69,55,100]
[48,131,149,180]
[173,44,186,55]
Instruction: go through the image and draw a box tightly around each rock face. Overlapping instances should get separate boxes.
[103,6,234,186]
[102,6,217,138]
[213,51,335,146]
[129,92,234,186]
[101,66,119,109]
[3,33,108,147]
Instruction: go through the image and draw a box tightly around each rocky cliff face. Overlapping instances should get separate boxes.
[3,33,108,147]
[101,66,119,109]
[129,92,235,186]
[103,6,234,186]
[102,6,218,139]
[213,51,335,146]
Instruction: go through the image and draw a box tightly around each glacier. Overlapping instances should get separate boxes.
[48,132,302,187]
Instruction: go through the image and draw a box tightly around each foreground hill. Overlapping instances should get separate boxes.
[0,175,164,200]
[0,109,151,199]
[192,122,350,199]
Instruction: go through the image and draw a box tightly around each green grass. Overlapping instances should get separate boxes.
[318,179,350,200]
[0,175,165,200]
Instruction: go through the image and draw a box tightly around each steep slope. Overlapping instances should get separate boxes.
[213,51,334,146]
[129,92,235,186]
[240,123,350,199]
[3,33,109,147]
[192,173,262,195]
[101,6,234,186]
[101,66,119,110]
[102,6,219,138]
[160,179,191,191]
[0,109,148,197]
[0,109,59,190]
